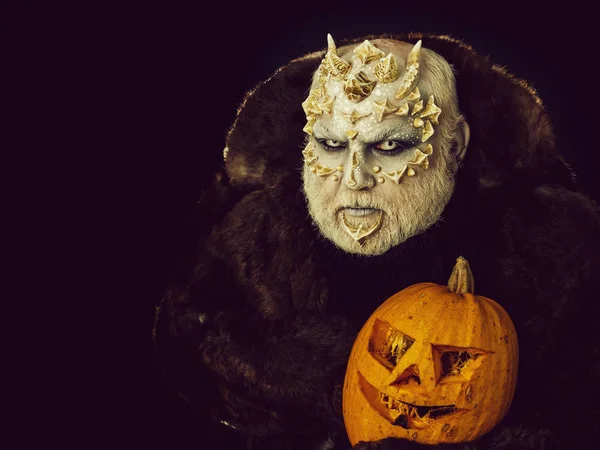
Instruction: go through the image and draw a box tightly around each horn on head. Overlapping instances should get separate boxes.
[395,40,422,100]
[325,34,351,80]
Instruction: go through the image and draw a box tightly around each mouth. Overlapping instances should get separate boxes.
[342,207,381,217]
[358,371,466,429]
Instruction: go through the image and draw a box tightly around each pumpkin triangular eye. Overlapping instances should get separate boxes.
[369,319,415,370]
[432,344,491,384]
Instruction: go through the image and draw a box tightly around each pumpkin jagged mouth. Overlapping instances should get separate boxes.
[358,371,466,429]
[380,393,461,429]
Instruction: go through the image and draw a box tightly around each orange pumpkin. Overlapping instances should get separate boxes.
[342,257,518,445]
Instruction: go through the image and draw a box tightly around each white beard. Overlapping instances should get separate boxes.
[302,150,457,256]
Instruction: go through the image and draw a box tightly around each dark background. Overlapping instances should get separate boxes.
[5,1,598,447]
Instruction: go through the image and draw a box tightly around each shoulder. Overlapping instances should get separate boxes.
[496,185,600,289]
[502,185,600,243]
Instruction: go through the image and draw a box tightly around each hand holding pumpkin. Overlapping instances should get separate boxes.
[342,257,519,445]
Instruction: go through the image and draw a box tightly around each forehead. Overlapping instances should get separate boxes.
[308,39,437,141]
[322,68,431,108]
[311,79,431,144]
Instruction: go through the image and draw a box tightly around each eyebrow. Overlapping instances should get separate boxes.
[312,124,347,141]
[364,128,414,144]
[313,121,418,144]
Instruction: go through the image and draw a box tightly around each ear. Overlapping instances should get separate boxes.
[452,119,470,164]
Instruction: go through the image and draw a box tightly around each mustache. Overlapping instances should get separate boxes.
[335,192,386,210]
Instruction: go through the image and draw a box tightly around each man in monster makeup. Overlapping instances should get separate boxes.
[302,36,469,256]
[154,34,600,450]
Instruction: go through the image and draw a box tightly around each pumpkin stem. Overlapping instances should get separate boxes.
[447,256,475,294]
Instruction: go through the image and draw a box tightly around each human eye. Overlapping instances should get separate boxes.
[317,138,346,151]
[373,140,408,155]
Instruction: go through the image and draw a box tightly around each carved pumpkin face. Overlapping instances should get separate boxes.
[343,258,518,445]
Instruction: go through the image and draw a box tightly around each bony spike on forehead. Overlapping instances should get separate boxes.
[327,33,337,53]
[302,97,322,117]
[325,34,351,80]
[395,40,422,100]
[344,71,377,103]
[395,103,409,117]
[373,53,400,83]
[316,63,329,88]
[407,87,421,102]
[318,95,335,116]
[372,98,399,123]
[308,87,324,101]
[420,95,442,125]
[341,109,372,125]
[353,40,385,65]
[407,39,422,65]
[346,129,359,140]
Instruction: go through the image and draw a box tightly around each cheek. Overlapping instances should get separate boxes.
[304,167,341,204]
[368,154,410,174]
[426,135,449,168]
[377,182,405,199]
[314,176,342,202]
[377,175,428,202]
[314,147,346,168]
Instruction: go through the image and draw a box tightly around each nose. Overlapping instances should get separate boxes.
[343,150,375,190]
[391,364,422,387]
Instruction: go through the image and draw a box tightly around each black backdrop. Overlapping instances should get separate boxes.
[6,1,598,447]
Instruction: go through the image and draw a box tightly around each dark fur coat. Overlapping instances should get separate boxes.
[153,34,600,449]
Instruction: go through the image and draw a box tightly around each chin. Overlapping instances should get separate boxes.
[305,206,411,256]
[305,190,454,256]
[322,216,417,256]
